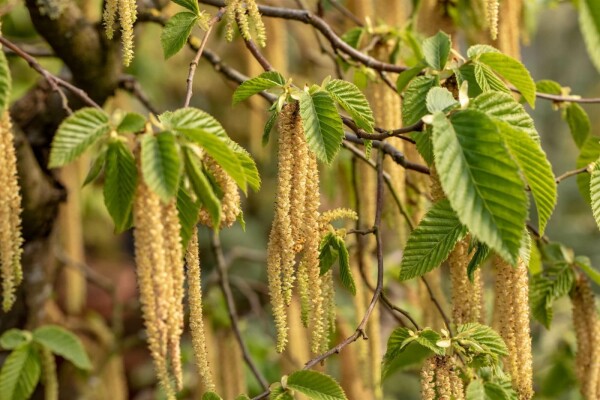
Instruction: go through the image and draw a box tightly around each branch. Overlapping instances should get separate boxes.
[555,166,590,184]
[118,75,160,115]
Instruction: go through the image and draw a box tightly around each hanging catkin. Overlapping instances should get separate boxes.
[495,0,521,59]
[186,229,216,392]
[0,111,23,312]
[493,256,533,399]
[421,356,465,400]
[571,276,600,400]
[102,0,137,66]
[487,0,500,39]
[198,156,241,228]
[225,0,267,46]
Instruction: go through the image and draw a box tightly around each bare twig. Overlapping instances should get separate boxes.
[421,276,452,335]
[555,166,590,184]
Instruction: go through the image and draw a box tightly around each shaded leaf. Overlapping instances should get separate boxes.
[82,149,107,187]
[286,370,347,400]
[0,51,12,114]
[0,330,29,351]
[477,52,536,107]
[141,132,181,201]
[104,140,137,233]
[333,236,355,295]
[422,31,451,70]
[530,263,575,328]
[564,103,591,149]
[117,112,146,134]
[0,344,41,400]
[299,91,344,164]
[325,79,374,133]
[233,71,285,105]
[396,64,425,94]
[467,242,491,282]
[176,187,201,250]
[319,233,338,274]
[161,12,199,59]
[32,325,92,370]
[183,149,221,228]
[402,76,438,126]
[263,110,278,146]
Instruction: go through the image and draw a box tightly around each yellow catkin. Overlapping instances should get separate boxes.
[162,201,185,391]
[319,209,358,229]
[267,222,288,352]
[289,111,309,255]
[198,156,241,228]
[0,112,23,312]
[494,256,533,399]
[282,293,311,373]
[487,0,500,39]
[421,357,436,400]
[40,345,58,400]
[320,270,336,354]
[435,356,453,399]
[225,0,266,46]
[448,238,483,325]
[103,0,118,39]
[450,365,465,400]
[246,0,266,47]
[496,0,521,59]
[118,0,136,66]
[132,180,175,399]
[571,277,600,400]
[185,228,216,392]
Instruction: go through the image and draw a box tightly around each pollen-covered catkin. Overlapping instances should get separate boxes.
[289,118,309,254]
[186,228,215,392]
[198,156,241,228]
[448,238,483,324]
[0,112,23,312]
[420,357,436,400]
[571,276,600,400]
[225,0,267,46]
[103,0,118,39]
[494,256,533,400]
[102,0,137,66]
[487,0,500,39]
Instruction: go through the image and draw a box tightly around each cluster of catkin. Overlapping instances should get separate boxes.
[224,0,266,47]
[493,256,533,399]
[421,356,465,400]
[198,156,241,228]
[267,102,331,354]
[571,276,600,399]
[0,111,23,312]
[103,0,137,66]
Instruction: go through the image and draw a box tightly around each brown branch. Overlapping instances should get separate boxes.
[421,276,452,335]
[555,166,590,184]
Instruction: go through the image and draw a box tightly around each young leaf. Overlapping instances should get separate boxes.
[579,0,600,74]
[104,140,137,233]
[536,79,563,95]
[263,110,278,146]
[233,71,285,105]
[202,392,223,400]
[456,323,509,358]
[32,325,92,370]
[183,149,221,228]
[299,91,344,164]
[0,330,29,350]
[575,256,600,286]
[0,344,41,400]
[564,103,591,149]
[325,79,375,133]
[473,62,512,95]
[269,383,294,400]
[426,87,458,113]
[412,127,433,165]
[176,187,201,249]
[422,31,451,70]
[455,64,483,98]
[319,233,338,274]
[172,0,200,13]
[286,370,348,400]
[399,199,467,280]
[340,27,364,49]
[117,112,146,134]
[496,121,557,235]
[467,242,491,281]
[49,108,110,168]
[590,159,600,230]
[161,12,199,59]
[0,50,12,114]
[432,111,528,265]
[402,76,438,126]
[467,44,500,58]
[141,132,182,201]
[396,64,424,94]
[333,236,355,295]
[485,381,518,400]
[383,327,415,363]
[576,136,600,203]
[466,380,485,400]
[477,52,536,107]
[530,263,575,328]
[414,329,445,355]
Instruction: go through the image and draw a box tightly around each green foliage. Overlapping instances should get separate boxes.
[576,136,600,203]
[591,161,600,229]
[324,79,374,133]
[0,344,41,400]
[578,0,600,74]
[395,63,425,94]
[299,90,344,164]
[0,331,30,351]
[233,71,285,105]
[82,149,106,186]
[431,110,528,265]
[284,370,347,400]
[0,50,12,114]
[399,199,467,280]
[103,140,137,233]
[426,87,458,113]
[263,109,278,146]
[421,31,451,70]
[402,76,437,126]
[161,12,199,59]
[202,392,223,400]
[140,132,181,202]
[473,62,512,95]
[116,112,146,134]
[318,233,355,295]
[467,242,491,281]
[183,148,221,228]
[32,326,92,370]
[382,328,445,378]
[564,103,591,148]
[535,79,563,95]
[454,323,509,365]
[269,383,294,400]
[48,108,110,168]
[172,0,200,14]
[530,263,575,328]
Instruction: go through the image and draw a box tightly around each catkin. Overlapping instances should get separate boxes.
[496,0,521,59]
[0,112,23,312]
[421,357,436,400]
[102,0,136,66]
[571,276,600,400]
[448,238,483,325]
[103,0,118,39]
[198,156,241,228]
[421,356,465,400]
[186,228,216,392]
[225,0,266,46]
[494,256,533,399]
[320,270,336,354]
[487,0,500,39]
[40,346,58,400]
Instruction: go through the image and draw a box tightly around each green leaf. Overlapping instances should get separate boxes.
[576,136,600,203]
[103,140,137,233]
[341,27,364,49]
[325,79,374,133]
[319,233,338,275]
[466,380,485,400]
[467,44,500,58]
[183,149,221,228]
[32,325,92,370]
[477,52,536,107]
[381,343,431,381]
[470,92,538,141]
[412,127,433,165]
[591,159,600,231]
[575,256,600,286]
[263,110,278,146]
[0,50,12,114]
[579,0,600,74]
[0,330,29,351]
[233,71,285,105]
[202,392,223,400]
[485,381,518,400]
[530,263,575,328]
[564,103,591,149]
[299,91,344,164]
[286,370,347,400]
[161,12,199,59]
[172,0,200,13]
[414,329,445,355]
[82,149,107,187]
[422,31,451,70]
[467,242,491,281]
[529,238,543,275]
[333,236,355,295]
[383,327,415,363]
[176,187,201,249]
[402,76,438,126]
[269,383,294,400]
[399,199,467,280]
[496,121,557,235]
[49,108,110,168]
[536,80,562,95]
[396,64,424,94]
[117,112,146,134]
[141,132,182,201]
[426,87,458,113]
[473,62,512,95]
[432,110,528,264]
[0,344,41,400]
[456,323,508,357]
[455,64,483,98]
[235,395,251,400]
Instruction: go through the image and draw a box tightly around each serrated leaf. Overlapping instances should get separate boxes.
[333,236,355,295]
[269,383,294,400]
[402,76,438,126]
[325,79,374,133]
[0,344,41,400]
[32,325,91,370]
[286,370,347,400]
[49,108,110,168]
[530,263,575,328]
[319,233,338,274]
[576,136,600,203]
[575,256,600,286]
[592,160,600,230]
[422,31,451,70]
[432,110,528,264]
[233,71,285,105]
[399,199,467,280]
[456,323,508,357]
[82,148,107,187]
[467,242,491,282]
[141,132,181,201]
[415,329,445,355]
[383,327,414,363]
[176,187,201,250]
[183,149,221,228]
[579,0,600,74]
[485,380,518,400]
[529,237,543,275]
[172,0,200,13]
[0,51,12,114]
[467,44,500,58]
[104,140,137,232]
[202,392,223,400]
[473,62,512,95]
[0,330,29,350]
[455,64,483,98]
[412,127,433,165]
[263,110,278,146]
[564,103,591,149]
[466,380,485,400]
[426,87,458,113]
[396,64,424,94]
[496,121,556,235]
[117,112,146,134]
[161,12,199,59]
[477,52,536,107]
[536,80,562,95]
[299,91,344,164]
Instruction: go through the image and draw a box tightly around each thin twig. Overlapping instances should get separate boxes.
[328,0,363,26]
[421,276,452,336]
[242,38,273,72]
[555,166,590,184]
